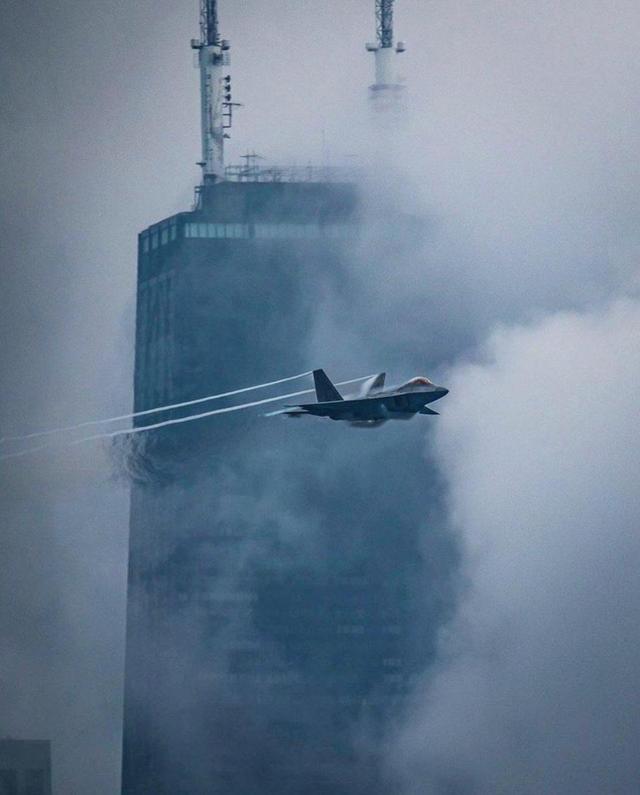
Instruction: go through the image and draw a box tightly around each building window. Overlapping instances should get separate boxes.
[161,228,169,245]
[170,223,177,241]
[151,232,159,249]
[232,223,248,238]
[141,234,149,253]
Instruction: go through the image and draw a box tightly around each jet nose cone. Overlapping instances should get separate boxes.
[437,386,449,397]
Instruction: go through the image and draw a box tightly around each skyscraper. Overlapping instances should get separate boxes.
[122,3,441,793]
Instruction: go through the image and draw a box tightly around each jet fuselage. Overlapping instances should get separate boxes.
[271,370,449,425]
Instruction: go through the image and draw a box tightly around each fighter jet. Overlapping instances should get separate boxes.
[267,369,448,426]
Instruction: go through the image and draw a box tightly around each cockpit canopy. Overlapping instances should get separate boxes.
[400,376,434,390]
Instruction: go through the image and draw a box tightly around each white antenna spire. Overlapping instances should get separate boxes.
[365,0,406,109]
[191,1,239,182]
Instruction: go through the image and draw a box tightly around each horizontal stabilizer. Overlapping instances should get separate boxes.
[419,406,439,415]
[264,407,309,417]
[313,369,343,402]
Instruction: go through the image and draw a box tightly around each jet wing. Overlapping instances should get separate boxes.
[290,398,380,418]
[277,397,399,420]
[304,395,440,418]
[267,395,442,420]
[265,401,362,419]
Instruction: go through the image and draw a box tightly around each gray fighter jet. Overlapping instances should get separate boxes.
[267,369,448,426]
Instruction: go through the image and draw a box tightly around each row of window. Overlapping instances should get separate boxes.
[141,222,178,252]
[141,221,351,250]
[185,222,249,239]
[185,221,351,240]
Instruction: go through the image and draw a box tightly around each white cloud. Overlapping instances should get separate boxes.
[393,298,640,794]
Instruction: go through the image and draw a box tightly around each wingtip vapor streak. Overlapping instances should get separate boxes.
[266,369,449,426]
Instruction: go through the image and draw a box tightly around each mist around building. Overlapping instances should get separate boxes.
[1,1,640,794]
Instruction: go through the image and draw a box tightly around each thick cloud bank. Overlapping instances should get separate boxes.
[393,298,640,794]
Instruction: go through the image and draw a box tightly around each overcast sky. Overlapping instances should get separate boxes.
[1,1,640,793]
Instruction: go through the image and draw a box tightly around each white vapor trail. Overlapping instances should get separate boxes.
[0,370,314,445]
[0,375,374,462]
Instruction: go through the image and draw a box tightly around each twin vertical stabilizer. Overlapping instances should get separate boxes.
[313,370,344,402]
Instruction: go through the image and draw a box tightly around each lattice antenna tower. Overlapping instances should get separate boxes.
[191,1,240,181]
[201,0,220,45]
[366,0,405,107]
[376,0,395,48]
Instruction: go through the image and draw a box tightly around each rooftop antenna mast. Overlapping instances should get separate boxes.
[202,0,219,45]
[191,1,239,182]
[366,0,405,108]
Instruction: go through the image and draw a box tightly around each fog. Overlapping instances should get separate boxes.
[1,1,640,792]
[391,298,640,793]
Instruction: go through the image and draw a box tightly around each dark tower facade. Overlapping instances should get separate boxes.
[121,5,447,795]
[121,175,435,794]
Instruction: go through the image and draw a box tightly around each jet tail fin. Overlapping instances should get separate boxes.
[360,372,386,395]
[313,369,343,402]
